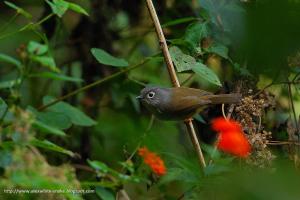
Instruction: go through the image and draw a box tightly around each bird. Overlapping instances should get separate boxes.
[136,86,241,120]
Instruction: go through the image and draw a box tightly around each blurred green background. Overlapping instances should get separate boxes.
[1,0,300,199]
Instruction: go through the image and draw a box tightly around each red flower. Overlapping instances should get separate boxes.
[211,117,251,158]
[138,147,166,176]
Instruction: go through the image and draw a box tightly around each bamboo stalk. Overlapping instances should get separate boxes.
[145,0,206,169]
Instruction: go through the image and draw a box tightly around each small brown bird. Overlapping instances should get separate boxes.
[137,86,241,120]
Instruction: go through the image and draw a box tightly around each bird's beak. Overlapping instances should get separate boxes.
[136,95,142,99]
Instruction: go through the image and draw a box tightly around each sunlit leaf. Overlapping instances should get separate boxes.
[4,1,32,18]
[192,62,222,86]
[30,138,75,157]
[170,46,196,72]
[68,2,89,16]
[31,55,60,73]
[87,159,109,173]
[206,43,229,59]
[91,48,129,67]
[27,41,48,55]
[46,0,69,18]
[184,22,209,49]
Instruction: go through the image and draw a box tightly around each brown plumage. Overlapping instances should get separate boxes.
[137,86,241,120]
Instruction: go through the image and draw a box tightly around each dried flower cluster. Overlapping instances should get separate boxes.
[211,117,251,158]
[235,92,274,133]
[138,147,166,176]
[246,131,275,168]
[234,90,276,167]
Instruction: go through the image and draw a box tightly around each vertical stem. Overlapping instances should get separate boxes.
[145,0,180,87]
[185,120,207,168]
[145,0,206,169]
[287,83,299,136]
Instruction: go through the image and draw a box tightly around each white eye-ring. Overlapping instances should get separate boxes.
[147,91,155,98]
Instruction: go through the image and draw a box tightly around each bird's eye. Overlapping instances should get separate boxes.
[147,91,155,99]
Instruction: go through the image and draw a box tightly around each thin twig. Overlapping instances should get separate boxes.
[287,83,299,135]
[145,0,206,169]
[73,164,95,173]
[257,115,262,134]
[123,115,155,167]
[38,56,154,111]
[116,189,131,200]
[145,0,180,87]
[267,141,300,146]
[181,74,195,86]
[254,80,300,97]
[221,104,227,120]
[0,13,19,33]
[226,104,235,119]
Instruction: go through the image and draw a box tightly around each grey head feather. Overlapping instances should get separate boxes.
[138,86,172,116]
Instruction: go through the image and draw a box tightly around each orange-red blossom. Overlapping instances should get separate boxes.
[138,147,166,176]
[211,117,251,158]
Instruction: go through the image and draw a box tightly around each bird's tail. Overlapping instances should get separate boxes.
[207,93,242,104]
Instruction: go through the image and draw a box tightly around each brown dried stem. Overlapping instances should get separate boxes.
[145,0,206,169]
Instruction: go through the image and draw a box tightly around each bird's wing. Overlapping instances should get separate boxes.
[168,87,213,112]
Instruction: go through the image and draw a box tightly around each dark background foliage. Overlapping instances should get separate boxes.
[1,0,300,199]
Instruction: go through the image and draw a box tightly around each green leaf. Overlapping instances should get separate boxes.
[184,22,209,49]
[192,62,222,86]
[206,43,229,59]
[43,96,97,127]
[0,150,12,168]
[169,46,196,72]
[119,161,134,174]
[199,0,218,13]
[30,139,75,157]
[87,159,109,173]
[19,22,35,31]
[0,53,22,69]
[0,97,8,118]
[158,168,185,185]
[91,48,129,67]
[28,106,72,130]
[95,187,115,200]
[68,2,89,16]
[31,55,60,73]
[193,114,206,124]
[27,41,48,55]
[32,120,66,136]
[162,17,197,27]
[168,39,191,49]
[201,143,220,160]
[37,111,72,130]
[46,0,69,18]
[4,1,32,19]
[0,78,21,89]
[29,72,83,82]
[204,163,231,176]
